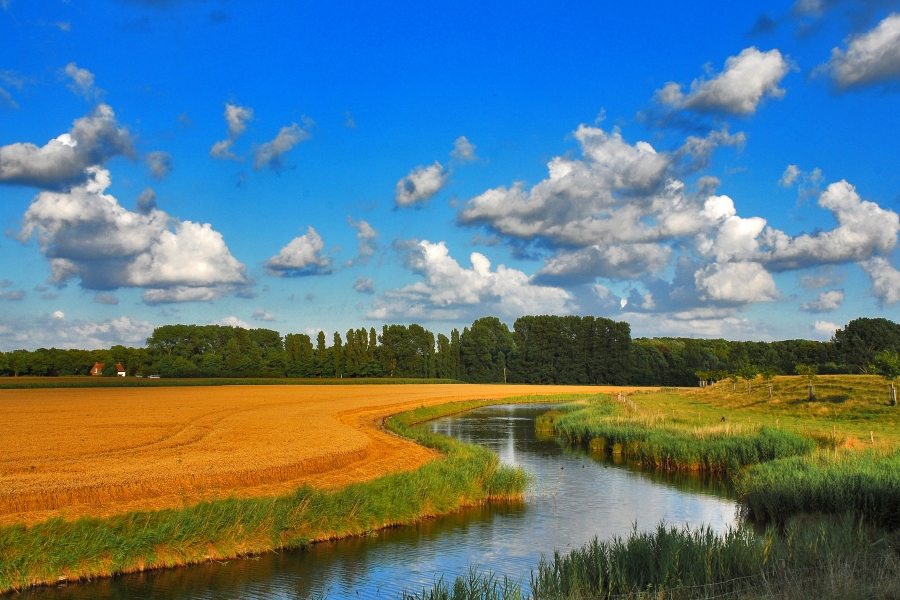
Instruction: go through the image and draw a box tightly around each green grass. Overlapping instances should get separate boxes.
[735,447,900,529]
[0,397,535,594]
[548,395,814,473]
[411,516,900,600]
[627,375,900,446]
[0,377,462,389]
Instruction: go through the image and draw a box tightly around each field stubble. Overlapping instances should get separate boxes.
[0,384,648,525]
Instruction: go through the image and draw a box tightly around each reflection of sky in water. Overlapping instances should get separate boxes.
[25,405,737,600]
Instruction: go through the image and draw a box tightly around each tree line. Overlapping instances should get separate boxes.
[1,315,898,385]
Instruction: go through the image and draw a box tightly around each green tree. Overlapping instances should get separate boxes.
[873,350,900,406]
[736,364,759,395]
[332,331,344,377]
[833,317,900,373]
[796,364,819,400]
[460,316,513,383]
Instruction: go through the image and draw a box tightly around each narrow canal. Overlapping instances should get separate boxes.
[28,404,738,599]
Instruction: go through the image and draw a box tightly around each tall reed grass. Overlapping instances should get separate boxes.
[551,397,814,473]
[0,400,528,593]
[735,447,900,529]
[410,516,900,600]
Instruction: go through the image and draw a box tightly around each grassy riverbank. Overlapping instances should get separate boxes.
[736,447,900,529]
[0,397,537,594]
[547,395,814,473]
[410,516,900,600]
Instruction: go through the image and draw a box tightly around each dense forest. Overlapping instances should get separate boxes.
[1,315,899,386]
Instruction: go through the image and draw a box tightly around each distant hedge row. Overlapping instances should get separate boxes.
[1,316,898,385]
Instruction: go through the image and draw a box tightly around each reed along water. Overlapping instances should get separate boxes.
[25,404,738,599]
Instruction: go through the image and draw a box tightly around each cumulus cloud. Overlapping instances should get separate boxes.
[346,216,379,266]
[861,256,900,306]
[655,47,791,115]
[822,13,900,88]
[0,313,154,350]
[460,125,743,282]
[814,320,840,338]
[395,161,449,207]
[145,151,173,179]
[450,136,477,162]
[264,226,333,277]
[353,276,376,294]
[0,289,26,301]
[94,292,119,305]
[18,167,249,303]
[694,261,779,303]
[756,180,899,270]
[0,104,136,189]
[800,289,844,312]
[368,240,573,320]
[135,187,157,214]
[252,308,276,321]
[217,315,251,329]
[798,266,845,290]
[254,121,312,170]
[63,63,102,100]
[210,103,253,161]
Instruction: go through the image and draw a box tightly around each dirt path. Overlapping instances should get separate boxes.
[0,384,651,525]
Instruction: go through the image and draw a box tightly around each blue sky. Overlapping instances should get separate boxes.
[1,0,899,350]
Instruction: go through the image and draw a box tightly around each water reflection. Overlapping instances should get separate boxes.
[25,404,737,600]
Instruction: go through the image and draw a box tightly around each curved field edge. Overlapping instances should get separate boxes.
[0,394,574,594]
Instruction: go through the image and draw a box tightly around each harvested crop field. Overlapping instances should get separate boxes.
[0,383,645,525]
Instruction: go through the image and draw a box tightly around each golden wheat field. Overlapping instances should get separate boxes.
[0,383,646,525]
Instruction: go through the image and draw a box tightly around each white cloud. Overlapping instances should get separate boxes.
[823,13,900,89]
[861,256,900,306]
[209,139,238,161]
[0,86,17,111]
[757,180,899,270]
[225,103,253,138]
[353,276,375,294]
[450,136,477,163]
[695,261,779,303]
[252,308,276,322]
[656,47,791,115]
[264,226,333,277]
[217,316,251,329]
[800,289,844,312]
[254,121,312,170]
[0,314,154,351]
[814,320,839,339]
[779,165,801,187]
[346,216,379,266]
[0,289,26,301]
[210,103,253,161]
[94,292,119,305]
[63,62,102,100]
[535,243,671,282]
[136,187,157,215]
[145,151,173,179]
[395,161,449,207]
[460,126,742,250]
[0,104,136,188]
[19,167,249,303]
[368,240,573,320]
